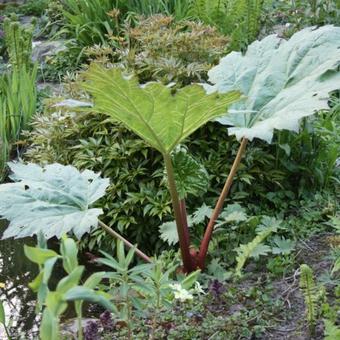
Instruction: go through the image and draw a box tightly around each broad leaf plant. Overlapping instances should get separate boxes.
[0,26,339,273]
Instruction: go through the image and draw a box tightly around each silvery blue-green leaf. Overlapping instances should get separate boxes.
[159,221,178,246]
[0,162,110,239]
[271,236,295,255]
[191,203,213,225]
[250,244,271,259]
[160,203,212,245]
[206,25,340,143]
[256,216,283,233]
[219,203,247,223]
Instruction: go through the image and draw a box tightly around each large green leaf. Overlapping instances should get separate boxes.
[24,245,59,265]
[81,64,241,154]
[205,25,340,143]
[0,162,110,239]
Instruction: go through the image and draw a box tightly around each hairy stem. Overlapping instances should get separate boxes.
[197,138,248,269]
[164,154,194,272]
[98,220,152,263]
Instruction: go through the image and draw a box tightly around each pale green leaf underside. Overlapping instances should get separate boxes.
[159,203,213,246]
[0,162,110,240]
[82,64,241,154]
[159,221,178,246]
[206,25,340,143]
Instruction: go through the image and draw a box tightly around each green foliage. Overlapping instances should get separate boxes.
[19,0,49,16]
[96,240,200,337]
[0,299,11,339]
[108,15,229,86]
[59,0,119,47]
[24,109,172,252]
[0,162,109,239]
[96,242,154,335]
[0,16,37,180]
[159,203,213,246]
[25,236,114,340]
[0,0,49,16]
[188,0,265,50]
[81,64,240,154]
[273,96,340,190]
[299,264,319,334]
[3,15,34,71]
[324,319,340,340]
[235,216,280,276]
[271,236,295,255]
[263,0,340,38]
[172,148,209,199]
[207,25,340,143]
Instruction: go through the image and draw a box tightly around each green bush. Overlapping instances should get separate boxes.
[85,15,229,86]
[24,109,169,253]
[24,99,339,253]
[187,0,265,51]
[24,17,340,253]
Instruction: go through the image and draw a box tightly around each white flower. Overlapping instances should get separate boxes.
[169,283,193,302]
[194,282,206,295]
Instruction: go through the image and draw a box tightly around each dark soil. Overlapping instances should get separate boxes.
[261,233,336,340]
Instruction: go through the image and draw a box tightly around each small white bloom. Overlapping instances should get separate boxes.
[194,282,206,295]
[169,283,193,302]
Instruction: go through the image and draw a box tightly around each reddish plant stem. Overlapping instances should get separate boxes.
[179,199,191,248]
[164,154,194,273]
[98,220,152,263]
[197,138,248,269]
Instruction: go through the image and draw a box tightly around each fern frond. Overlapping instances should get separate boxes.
[235,226,274,277]
[299,264,318,334]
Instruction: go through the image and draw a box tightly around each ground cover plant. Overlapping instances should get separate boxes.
[0,0,339,339]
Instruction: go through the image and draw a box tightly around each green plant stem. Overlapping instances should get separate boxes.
[163,153,194,273]
[4,325,11,340]
[77,307,83,340]
[197,138,248,269]
[98,220,152,263]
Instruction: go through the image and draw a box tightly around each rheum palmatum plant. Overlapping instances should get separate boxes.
[0,26,339,274]
[76,26,340,272]
[78,65,240,272]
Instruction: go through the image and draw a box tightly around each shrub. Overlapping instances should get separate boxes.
[86,15,229,86]
[24,109,170,253]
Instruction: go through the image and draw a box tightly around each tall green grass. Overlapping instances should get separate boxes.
[0,66,37,180]
[0,16,37,180]
[121,0,191,19]
[59,0,120,46]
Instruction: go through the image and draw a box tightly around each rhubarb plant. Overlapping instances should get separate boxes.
[81,64,241,272]
[197,25,340,267]
[0,26,339,274]
[80,26,340,272]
